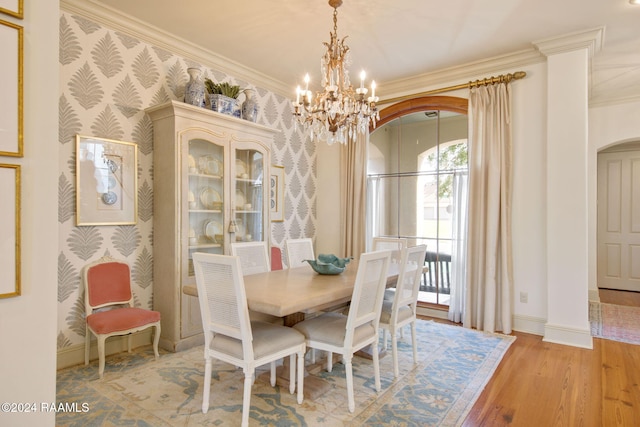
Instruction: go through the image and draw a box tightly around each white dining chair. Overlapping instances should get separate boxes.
[379,244,427,377]
[372,236,408,264]
[293,250,391,413]
[231,241,282,325]
[285,238,315,269]
[192,253,306,427]
[373,237,408,303]
[230,241,271,275]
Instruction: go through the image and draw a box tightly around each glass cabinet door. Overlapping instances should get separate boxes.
[233,146,266,245]
[185,137,225,279]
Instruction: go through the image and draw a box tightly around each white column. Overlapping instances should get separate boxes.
[534,28,603,348]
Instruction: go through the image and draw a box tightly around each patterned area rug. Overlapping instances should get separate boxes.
[57,320,515,426]
[590,301,640,345]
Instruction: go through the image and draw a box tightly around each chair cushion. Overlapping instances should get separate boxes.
[86,307,160,334]
[211,321,305,360]
[293,312,375,347]
[380,300,413,325]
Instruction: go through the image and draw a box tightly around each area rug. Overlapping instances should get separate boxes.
[590,301,640,345]
[56,320,515,426]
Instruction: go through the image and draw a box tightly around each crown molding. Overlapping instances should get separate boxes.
[59,4,624,108]
[589,93,640,108]
[533,27,605,104]
[378,48,545,101]
[533,27,605,59]
[60,0,291,98]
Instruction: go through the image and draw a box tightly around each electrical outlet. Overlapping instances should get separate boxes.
[519,291,528,303]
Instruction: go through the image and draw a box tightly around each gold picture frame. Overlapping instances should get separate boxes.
[76,135,138,226]
[0,0,23,19]
[0,18,23,157]
[270,165,284,222]
[0,163,20,298]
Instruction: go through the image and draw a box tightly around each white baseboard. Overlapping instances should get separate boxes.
[57,330,154,370]
[417,307,594,350]
[417,308,548,338]
[512,314,546,336]
[589,288,600,302]
[543,323,593,349]
[416,306,449,320]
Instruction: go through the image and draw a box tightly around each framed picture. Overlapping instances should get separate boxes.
[76,135,138,226]
[270,165,284,222]
[0,163,20,298]
[0,19,23,157]
[0,0,23,19]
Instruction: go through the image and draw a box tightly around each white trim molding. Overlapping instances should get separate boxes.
[513,314,546,336]
[543,323,593,349]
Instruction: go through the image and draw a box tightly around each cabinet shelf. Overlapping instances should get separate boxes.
[235,178,262,185]
[189,172,223,180]
[189,209,223,214]
[188,243,222,249]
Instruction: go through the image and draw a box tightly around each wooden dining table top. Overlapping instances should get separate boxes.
[183,258,400,319]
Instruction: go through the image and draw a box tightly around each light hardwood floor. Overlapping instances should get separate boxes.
[425,290,640,426]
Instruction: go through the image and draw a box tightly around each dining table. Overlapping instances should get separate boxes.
[182,256,403,398]
[183,257,401,326]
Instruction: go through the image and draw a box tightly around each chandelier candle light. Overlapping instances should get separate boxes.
[293,0,379,145]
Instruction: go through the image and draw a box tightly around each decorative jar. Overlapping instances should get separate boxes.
[184,68,205,107]
[241,90,259,122]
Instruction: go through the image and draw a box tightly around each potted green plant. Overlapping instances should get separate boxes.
[205,79,242,117]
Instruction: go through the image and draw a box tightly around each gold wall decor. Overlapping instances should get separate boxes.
[0,163,20,298]
[0,0,23,19]
[0,18,23,157]
[76,135,138,226]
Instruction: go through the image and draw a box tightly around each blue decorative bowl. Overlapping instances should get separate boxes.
[305,254,352,275]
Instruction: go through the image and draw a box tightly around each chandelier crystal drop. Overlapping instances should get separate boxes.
[292,0,379,145]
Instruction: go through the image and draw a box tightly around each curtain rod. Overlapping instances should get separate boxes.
[377,71,527,106]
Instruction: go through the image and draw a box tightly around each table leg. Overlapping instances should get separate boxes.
[283,312,305,327]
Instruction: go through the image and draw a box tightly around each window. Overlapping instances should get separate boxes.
[367,108,468,306]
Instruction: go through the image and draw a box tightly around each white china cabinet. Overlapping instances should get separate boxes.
[146,100,277,351]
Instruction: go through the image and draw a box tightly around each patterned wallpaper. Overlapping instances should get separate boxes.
[57,11,316,351]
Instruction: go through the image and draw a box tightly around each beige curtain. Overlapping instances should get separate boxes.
[339,132,368,258]
[465,83,514,334]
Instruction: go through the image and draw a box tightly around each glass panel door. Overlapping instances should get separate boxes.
[185,138,225,279]
[233,147,265,244]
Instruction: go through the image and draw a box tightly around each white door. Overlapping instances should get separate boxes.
[597,150,640,291]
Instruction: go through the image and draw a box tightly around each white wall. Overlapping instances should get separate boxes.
[0,1,59,426]
[509,62,549,332]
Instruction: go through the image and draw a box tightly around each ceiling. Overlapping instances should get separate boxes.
[90,0,640,105]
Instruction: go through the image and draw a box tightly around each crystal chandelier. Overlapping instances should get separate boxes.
[293,0,379,145]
